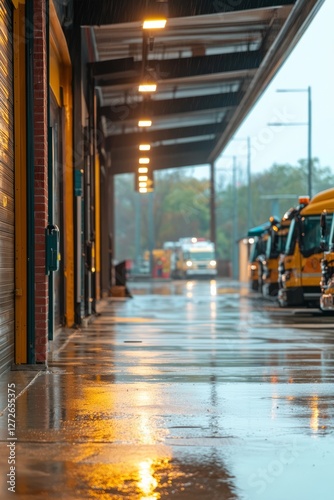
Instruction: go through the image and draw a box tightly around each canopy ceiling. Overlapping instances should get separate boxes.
[80,0,324,175]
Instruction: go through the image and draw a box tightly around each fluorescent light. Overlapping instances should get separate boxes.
[138,120,152,127]
[143,19,167,29]
[139,187,148,193]
[139,175,148,181]
[139,84,157,92]
[139,158,150,164]
[138,167,148,173]
[139,182,147,188]
[139,144,151,151]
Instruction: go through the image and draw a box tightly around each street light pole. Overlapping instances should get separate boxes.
[232,156,238,280]
[247,136,251,231]
[308,86,312,198]
[273,87,312,198]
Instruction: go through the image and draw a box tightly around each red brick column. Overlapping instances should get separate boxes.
[33,0,48,363]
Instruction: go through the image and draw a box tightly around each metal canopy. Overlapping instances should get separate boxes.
[81,0,324,175]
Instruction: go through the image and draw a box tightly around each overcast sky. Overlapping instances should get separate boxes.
[201,0,334,180]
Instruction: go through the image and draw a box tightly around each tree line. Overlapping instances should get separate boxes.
[114,158,334,262]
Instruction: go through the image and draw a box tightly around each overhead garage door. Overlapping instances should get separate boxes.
[0,0,14,375]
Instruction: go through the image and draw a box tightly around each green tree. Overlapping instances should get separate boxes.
[114,159,334,263]
[153,169,211,246]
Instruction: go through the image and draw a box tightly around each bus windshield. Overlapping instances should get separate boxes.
[268,231,288,258]
[300,215,327,257]
[285,219,296,256]
[249,238,266,261]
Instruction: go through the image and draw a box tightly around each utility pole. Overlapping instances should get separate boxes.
[270,87,313,198]
[247,136,252,230]
[232,156,239,280]
[210,162,216,245]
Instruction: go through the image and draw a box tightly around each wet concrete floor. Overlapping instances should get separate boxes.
[0,279,334,499]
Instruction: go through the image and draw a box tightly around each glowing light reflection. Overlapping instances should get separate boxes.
[210,301,217,320]
[310,395,319,433]
[271,392,279,419]
[137,459,159,499]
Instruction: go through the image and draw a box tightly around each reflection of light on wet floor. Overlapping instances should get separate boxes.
[132,388,170,444]
[271,380,279,419]
[185,301,195,320]
[210,301,217,321]
[186,281,193,298]
[138,414,156,445]
[210,281,217,296]
[310,395,319,433]
[217,288,239,294]
[137,459,159,499]
[113,317,156,323]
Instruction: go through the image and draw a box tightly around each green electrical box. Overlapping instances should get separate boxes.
[74,169,83,197]
[45,224,60,274]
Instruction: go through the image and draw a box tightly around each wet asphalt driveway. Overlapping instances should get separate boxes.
[0,279,334,499]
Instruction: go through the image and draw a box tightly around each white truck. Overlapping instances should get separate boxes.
[166,237,217,279]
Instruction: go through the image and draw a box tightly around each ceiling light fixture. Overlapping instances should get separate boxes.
[139,83,157,92]
[143,19,167,30]
[138,119,152,127]
[139,144,151,151]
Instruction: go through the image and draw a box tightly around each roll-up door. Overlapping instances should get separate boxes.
[0,0,14,375]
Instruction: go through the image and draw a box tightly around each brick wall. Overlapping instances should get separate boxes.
[33,0,48,363]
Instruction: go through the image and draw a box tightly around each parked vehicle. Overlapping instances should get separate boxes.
[258,215,290,298]
[319,210,334,311]
[168,238,217,279]
[278,189,334,307]
[247,214,290,297]
[247,221,271,291]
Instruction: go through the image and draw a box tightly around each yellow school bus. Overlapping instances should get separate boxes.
[278,189,334,307]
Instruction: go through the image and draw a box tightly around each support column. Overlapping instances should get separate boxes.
[232,156,239,280]
[247,137,252,230]
[148,191,154,276]
[134,192,142,273]
[71,20,85,325]
[33,0,48,363]
[110,174,115,287]
[210,162,216,245]
[100,158,109,296]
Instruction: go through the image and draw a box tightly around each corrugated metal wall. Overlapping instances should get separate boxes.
[0,0,14,375]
